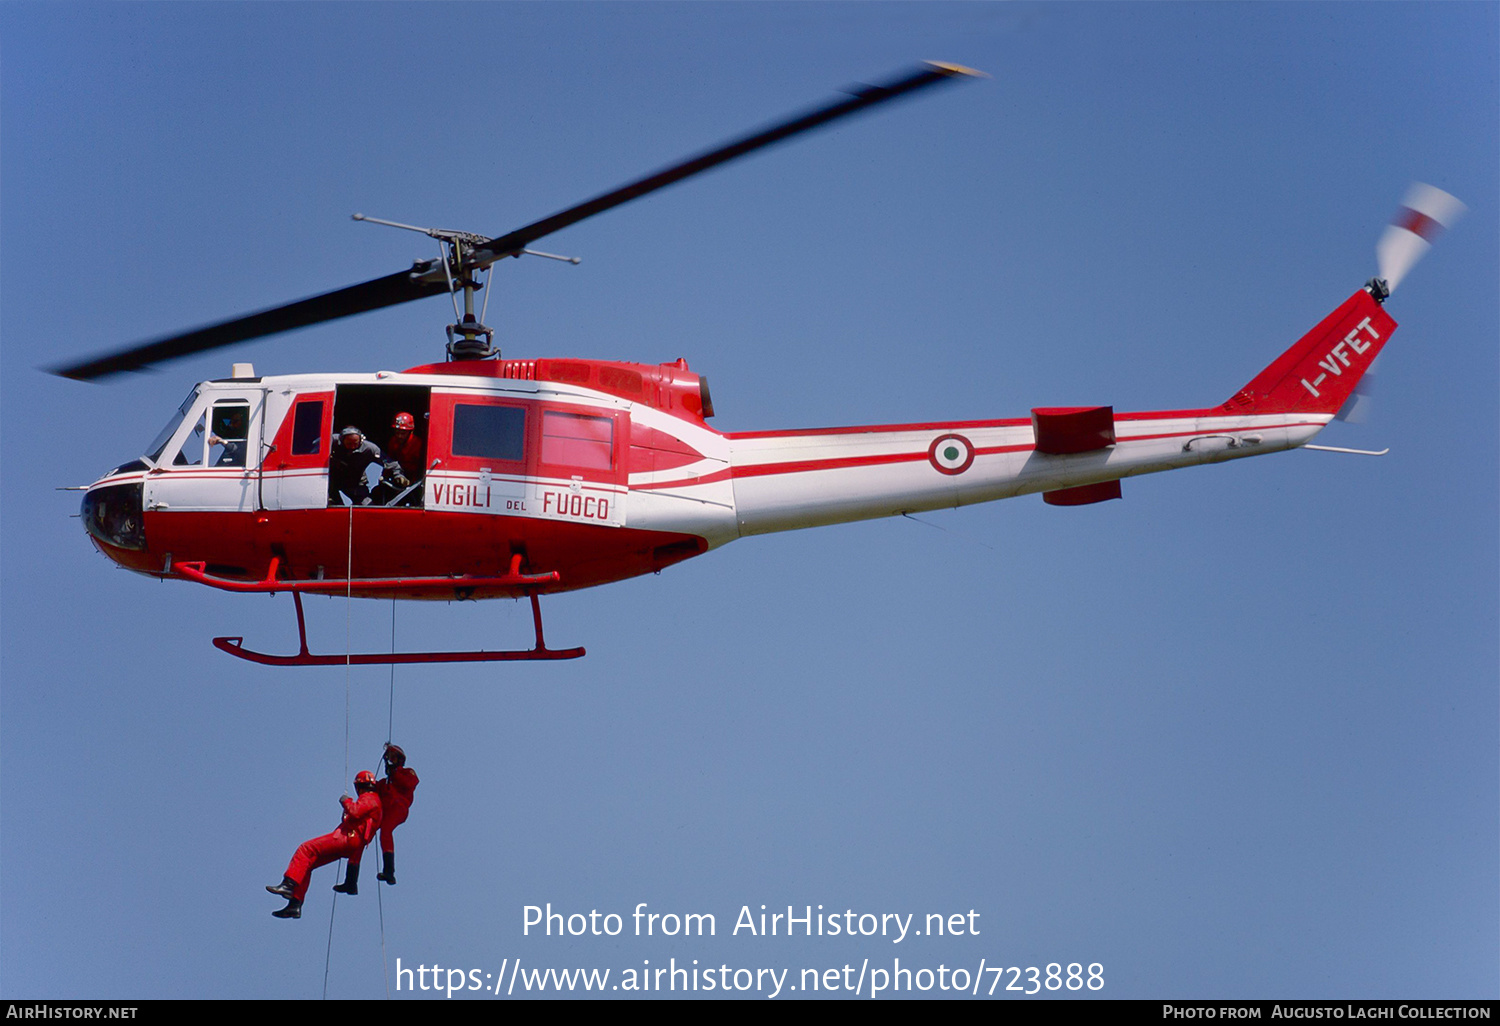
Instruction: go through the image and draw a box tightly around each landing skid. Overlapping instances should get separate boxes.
[210,590,585,666]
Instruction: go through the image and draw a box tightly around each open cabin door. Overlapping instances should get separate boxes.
[326,382,433,508]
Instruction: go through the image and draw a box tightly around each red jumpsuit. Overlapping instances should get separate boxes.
[283,791,382,901]
[386,432,424,480]
[350,767,419,866]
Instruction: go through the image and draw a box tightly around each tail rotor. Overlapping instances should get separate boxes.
[1374,182,1466,296]
[1336,184,1465,426]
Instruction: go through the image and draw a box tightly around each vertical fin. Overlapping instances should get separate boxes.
[1221,289,1396,417]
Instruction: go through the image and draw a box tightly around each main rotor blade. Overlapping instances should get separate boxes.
[470,61,985,265]
[52,61,983,381]
[52,267,449,381]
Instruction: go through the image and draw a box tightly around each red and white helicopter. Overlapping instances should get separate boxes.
[59,63,1463,666]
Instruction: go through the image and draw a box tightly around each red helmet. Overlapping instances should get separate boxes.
[354,770,377,791]
[391,412,415,432]
[383,743,406,767]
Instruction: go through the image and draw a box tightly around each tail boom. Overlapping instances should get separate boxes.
[723,409,1322,535]
[702,289,1388,536]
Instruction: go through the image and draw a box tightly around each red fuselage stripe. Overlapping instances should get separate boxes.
[724,406,1240,438]
[637,419,1315,491]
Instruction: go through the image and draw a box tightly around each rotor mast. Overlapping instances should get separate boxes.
[352,214,581,361]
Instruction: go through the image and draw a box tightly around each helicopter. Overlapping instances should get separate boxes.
[59,62,1463,667]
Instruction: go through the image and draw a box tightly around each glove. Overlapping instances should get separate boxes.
[391,473,410,489]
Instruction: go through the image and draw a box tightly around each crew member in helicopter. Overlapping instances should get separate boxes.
[266,771,382,919]
[328,425,399,506]
[371,412,424,507]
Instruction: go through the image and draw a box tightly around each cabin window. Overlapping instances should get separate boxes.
[290,400,324,456]
[540,411,614,471]
[208,401,251,467]
[452,404,525,462]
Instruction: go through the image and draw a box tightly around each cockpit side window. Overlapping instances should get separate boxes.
[208,401,251,467]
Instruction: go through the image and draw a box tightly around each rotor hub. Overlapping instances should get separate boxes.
[446,315,497,361]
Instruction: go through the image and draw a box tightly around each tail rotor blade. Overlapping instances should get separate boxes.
[1335,357,1378,424]
[1376,182,1466,293]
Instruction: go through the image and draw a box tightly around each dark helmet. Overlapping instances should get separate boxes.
[383,743,406,768]
[339,426,363,447]
[354,770,377,792]
[391,412,415,432]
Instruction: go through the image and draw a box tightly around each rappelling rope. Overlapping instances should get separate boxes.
[320,508,399,999]
[323,896,338,1000]
[388,598,397,739]
[377,824,391,1000]
[323,502,357,999]
[378,597,397,1000]
[344,504,354,781]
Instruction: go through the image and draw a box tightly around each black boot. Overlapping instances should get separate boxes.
[266,876,295,899]
[333,861,359,896]
[376,851,396,885]
[272,899,303,919]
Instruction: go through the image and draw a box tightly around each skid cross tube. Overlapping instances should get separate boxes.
[177,555,585,665]
[212,591,585,666]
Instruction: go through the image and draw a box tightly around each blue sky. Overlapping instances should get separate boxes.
[2,2,1495,1000]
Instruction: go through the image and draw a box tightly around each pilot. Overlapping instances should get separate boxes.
[373,743,419,885]
[207,406,248,467]
[371,412,424,506]
[328,426,397,506]
[267,771,382,919]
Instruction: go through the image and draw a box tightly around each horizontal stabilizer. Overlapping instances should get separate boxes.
[1043,481,1122,506]
[1031,406,1116,454]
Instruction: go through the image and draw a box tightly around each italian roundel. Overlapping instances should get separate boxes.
[927,433,975,475]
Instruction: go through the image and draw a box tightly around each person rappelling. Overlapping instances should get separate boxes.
[373,744,418,885]
[337,743,418,889]
[266,771,382,919]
